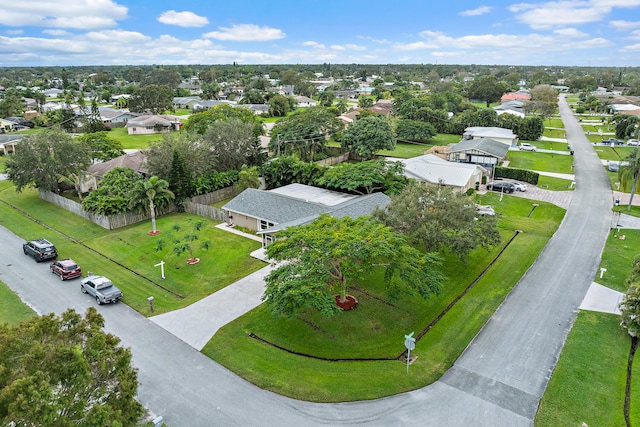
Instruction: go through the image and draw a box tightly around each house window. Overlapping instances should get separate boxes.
[259,220,275,230]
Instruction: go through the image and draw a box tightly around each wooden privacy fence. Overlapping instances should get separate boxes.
[40,186,239,229]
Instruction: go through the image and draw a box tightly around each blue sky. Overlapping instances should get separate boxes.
[0,0,639,67]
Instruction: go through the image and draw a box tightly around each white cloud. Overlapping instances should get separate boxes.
[302,41,326,49]
[0,0,127,29]
[509,0,640,30]
[203,24,285,41]
[553,27,588,37]
[6,29,23,35]
[610,20,640,30]
[460,6,493,16]
[43,29,71,36]
[158,10,209,28]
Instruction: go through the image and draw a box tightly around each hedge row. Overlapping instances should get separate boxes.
[494,166,540,185]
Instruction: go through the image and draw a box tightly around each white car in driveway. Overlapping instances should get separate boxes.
[627,139,640,146]
[519,143,537,152]
[511,182,528,192]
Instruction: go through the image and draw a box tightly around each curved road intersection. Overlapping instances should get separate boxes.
[0,96,614,426]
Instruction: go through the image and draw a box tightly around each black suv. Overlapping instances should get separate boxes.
[23,238,58,262]
[486,181,515,193]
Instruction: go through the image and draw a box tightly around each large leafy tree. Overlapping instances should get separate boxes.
[269,106,343,161]
[5,130,92,192]
[202,119,266,171]
[76,131,125,162]
[128,84,174,114]
[395,118,437,142]
[183,104,262,136]
[168,149,195,207]
[263,214,445,317]
[146,133,216,182]
[517,116,545,141]
[340,115,396,159]
[614,114,639,140]
[318,159,407,195]
[619,148,640,210]
[0,308,144,426]
[526,84,558,122]
[375,182,501,260]
[128,176,175,234]
[467,75,510,107]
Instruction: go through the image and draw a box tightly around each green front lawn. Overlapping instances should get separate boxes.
[203,194,565,402]
[536,311,637,426]
[506,151,574,174]
[0,280,36,326]
[597,229,640,292]
[107,127,164,150]
[0,182,265,315]
[537,175,574,191]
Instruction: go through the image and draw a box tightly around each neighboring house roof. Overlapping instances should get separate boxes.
[448,137,510,159]
[463,126,517,141]
[223,183,390,234]
[501,92,531,102]
[493,104,525,118]
[191,100,233,110]
[126,115,179,128]
[395,154,486,187]
[87,151,148,179]
[173,96,201,105]
[98,107,139,121]
[294,95,316,104]
[242,104,270,114]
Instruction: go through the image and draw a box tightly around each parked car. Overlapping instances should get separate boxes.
[486,181,515,193]
[23,238,58,262]
[627,139,640,146]
[519,143,537,152]
[608,161,619,172]
[602,138,624,145]
[511,182,528,192]
[50,258,82,281]
[80,275,123,305]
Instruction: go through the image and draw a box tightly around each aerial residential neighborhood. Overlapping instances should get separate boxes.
[2,1,640,426]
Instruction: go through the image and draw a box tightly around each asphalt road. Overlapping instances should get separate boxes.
[0,94,613,426]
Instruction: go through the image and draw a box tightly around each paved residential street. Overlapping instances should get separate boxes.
[0,94,619,426]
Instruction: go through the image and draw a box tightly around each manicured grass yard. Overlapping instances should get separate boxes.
[0,181,265,315]
[506,151,574,174]
[537,175,574,191]
[597,229,640,292]
[108,127,164,150]
[202,194,565,402]
[536,311,638,426]
[0,280,36,326]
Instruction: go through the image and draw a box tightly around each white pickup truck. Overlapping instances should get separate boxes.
[80,275,123,305]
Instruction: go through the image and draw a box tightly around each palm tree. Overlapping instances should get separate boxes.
[619,148,640,211]
[128,176,175,234]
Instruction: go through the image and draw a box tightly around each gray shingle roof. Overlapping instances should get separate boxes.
[224,187,391,234]
[448,137,510,158]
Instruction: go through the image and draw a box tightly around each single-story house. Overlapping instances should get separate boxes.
[222,183,390,247]
[83,150,148,192]
[242,104,270,115]
[493,101,525,118]
[98,107,139,127]
[293,96,317,107]
[0,118,16,133]
[462,126,518,147]
[447,137,510,169]
[501,92,531,102]
[173,96,202,109]
[191,100,235,111]
[125,115,181,135]
[0,134,23,155]
[394,154,486,192]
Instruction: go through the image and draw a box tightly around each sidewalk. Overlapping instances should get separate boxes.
[150,250,273,350]
[149,225,269,350]
[580,282,623,315]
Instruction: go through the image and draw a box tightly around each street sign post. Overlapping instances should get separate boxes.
[404,332,416,374]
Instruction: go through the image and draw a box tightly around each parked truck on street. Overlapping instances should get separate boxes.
[80,275,123,305]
